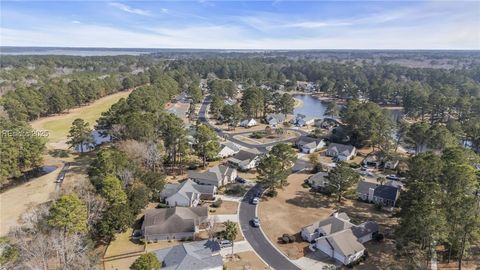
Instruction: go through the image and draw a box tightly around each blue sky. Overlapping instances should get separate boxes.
[1,1,479,49]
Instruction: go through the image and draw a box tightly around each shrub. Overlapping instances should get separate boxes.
[288,235,295,242]
[282,236,290,244]
[373,233,384,242]
[301,182,310,189]
[212,198,223,208]
[282,233,289,238]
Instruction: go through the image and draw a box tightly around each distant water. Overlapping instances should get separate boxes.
[75,130,111,152]
[293,94,328,118]
[1,49,149,56]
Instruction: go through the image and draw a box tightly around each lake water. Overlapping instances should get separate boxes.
[75,130,111,152]
[293,95,328,118]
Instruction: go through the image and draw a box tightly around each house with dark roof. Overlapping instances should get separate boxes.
[326,143,357,161]
[227,148,262,171]
[301,212,378,265]
[296,136,326,153]
[141,207,209,242]
[188,165,237,187]
[160,179,216,207]
[153,240,223,270]
[356,180,400,207]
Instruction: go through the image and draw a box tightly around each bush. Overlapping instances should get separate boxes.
[225,184,246,196]
[301,182,310,189]
[212,198,223,208]
[265,190,277,197]
[157,203,169,208]
[282,236,290,244]
[349,163,361,169]
[373,233,384,242]
[288,235,295,243]
[250,131,264,139]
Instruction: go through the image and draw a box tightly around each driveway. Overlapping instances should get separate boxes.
[239,185,301,270]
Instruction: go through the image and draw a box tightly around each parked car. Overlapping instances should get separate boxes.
[251,217,260,227]
[251,197,259,205]
[219,240,233,248]
[386,174,400,181]
[236,177,246,184]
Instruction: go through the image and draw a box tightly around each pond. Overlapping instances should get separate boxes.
[293,94,329,118]
[75,130,111,153]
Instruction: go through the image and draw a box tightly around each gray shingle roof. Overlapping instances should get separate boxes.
[142,207,208,237]
[303,213,352,234]
[327,143,356,156]
[154,240,222,270]
[373,185,399,201]
[322,229,365,257]
[356,181,378,195]
[188,165,235,186]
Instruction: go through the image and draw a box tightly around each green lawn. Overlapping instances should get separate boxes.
[31,91,131,143]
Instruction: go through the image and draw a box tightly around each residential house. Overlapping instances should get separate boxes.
[357,181,400,207]
[301,212,378,265]
[384,159,400,170]
[141,207,209,241]
[296,136,326,153]
[160,179,216,207]
[153,240,223,270]
[239,118,257,128]
[307,172,329,190]
[227,148,262,171]
[326,143,357,161]
[265,113,286,127]
[362,154,381,168]
[188,165,237,187]
[217,141,241,158]
[291,114,316,127]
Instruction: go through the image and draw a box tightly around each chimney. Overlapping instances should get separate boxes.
[368,187,375,202]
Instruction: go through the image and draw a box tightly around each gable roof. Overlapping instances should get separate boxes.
[163,179,215,202]
[327,143,356,156]
[221,141,240,153]
[322,229,365,258]
[228,148,261,165]
[188,165,235,186]
[303,213,352,234]
[356,181,378,195]
[142,207,208,236]
[308,172,329,186]
[153,240,222,270]
[266,113,285,124]
[373,185,399,201]
[297,136,322,146]
[351,221,379,239]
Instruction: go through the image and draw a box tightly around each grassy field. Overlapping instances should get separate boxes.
[31,90,132,143]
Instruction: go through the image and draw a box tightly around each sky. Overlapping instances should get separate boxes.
[1,0,479,49]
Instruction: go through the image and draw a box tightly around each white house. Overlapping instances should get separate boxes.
[326,143,357,161]
[265,114,286,127]
[239,118,257,128]
[307,172,329,190]
[296,136,326,153]
[188,165,237,187]
[217,141,241,158]
[227,148,262,171]
[315,229,365,265]
[160,179,216,207]
[301,212,378,265]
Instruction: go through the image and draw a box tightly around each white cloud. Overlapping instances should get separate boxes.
[109,2,151,16]
[161,8,169,14]
[71,20,81,24]
[284,21,352,29]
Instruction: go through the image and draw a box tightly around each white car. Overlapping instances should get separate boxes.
[251,197,260,205]
[251,217,260,227]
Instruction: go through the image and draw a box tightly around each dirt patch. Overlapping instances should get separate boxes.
[196,222,244,242]
[207,200,239,215]
[233,130,299,144]
[258,173,334,259]
[224,251,269,270]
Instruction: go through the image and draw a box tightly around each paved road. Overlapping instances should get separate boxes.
[239,185,301,270]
